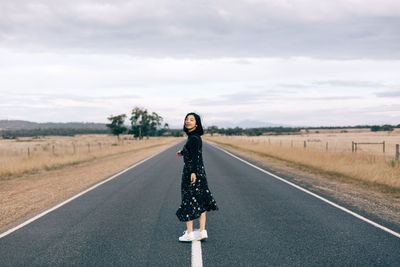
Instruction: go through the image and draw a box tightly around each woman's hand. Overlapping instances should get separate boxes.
[190,173,197,185]
[176,150,183,157]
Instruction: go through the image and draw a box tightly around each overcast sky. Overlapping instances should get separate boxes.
[1,0,399,128]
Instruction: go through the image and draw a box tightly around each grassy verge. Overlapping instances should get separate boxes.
[0,136,178,179]
[206,137,400,196]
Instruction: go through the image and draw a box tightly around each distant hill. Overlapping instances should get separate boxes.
[0,120,107,130]
[205,119,290,129]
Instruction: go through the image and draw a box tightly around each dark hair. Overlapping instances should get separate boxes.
[183,112,204,136]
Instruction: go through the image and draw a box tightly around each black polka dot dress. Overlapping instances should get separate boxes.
[176,132,218,222]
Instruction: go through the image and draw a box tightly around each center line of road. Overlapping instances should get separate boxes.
[191,240,203,267]
[213,144,400,239]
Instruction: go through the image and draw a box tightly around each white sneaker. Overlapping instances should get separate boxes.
[178,230,197,242]
[195,229,208,241]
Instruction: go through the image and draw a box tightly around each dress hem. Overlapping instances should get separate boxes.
[176,205,218,222]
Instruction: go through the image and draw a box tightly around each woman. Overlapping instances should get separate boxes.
[176,112,218,242]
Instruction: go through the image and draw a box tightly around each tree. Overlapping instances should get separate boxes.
[130,107,163,139]
[106,114,127,139]
[382,124,394,131]
[148,112,163,136]
[207,125,219,136]
[130,107,145,139]
[371,125,380,131]
[371,125,394,132]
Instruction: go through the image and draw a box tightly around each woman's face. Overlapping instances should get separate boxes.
[185,115,197,130]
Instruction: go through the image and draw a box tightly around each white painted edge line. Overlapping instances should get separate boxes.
[191,240,203,267]
[212,144,400,239]
[0,142,179,239]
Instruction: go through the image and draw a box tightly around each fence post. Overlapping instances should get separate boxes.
[396,144,399,160]
[383,141,385,153]
[304,141,306,149]
[326,142,328,151]
[352,142,358,152]
[28,147,31,158]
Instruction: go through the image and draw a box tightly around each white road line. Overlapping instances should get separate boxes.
[212,144,400,239]
[191,240,203,267]
[0,143,177,239]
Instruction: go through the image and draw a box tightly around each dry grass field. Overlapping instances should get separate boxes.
[0,134,177,179]
[205,129,400,190]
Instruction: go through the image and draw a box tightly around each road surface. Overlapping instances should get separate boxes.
[1,141,399,266]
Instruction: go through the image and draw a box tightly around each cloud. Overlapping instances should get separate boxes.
[312,80,384,88]
[188,87,364,108]
[302,96,363,101]
[1,1,400,59]
[375,90,400,97]
[1,40,399,126]
[189,90,284,106]
[0,93,142,122]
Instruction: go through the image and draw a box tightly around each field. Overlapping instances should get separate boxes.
[0,135,178,179]
[205,129,400,190]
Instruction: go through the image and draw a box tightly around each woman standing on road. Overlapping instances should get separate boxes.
[176,112,218,242]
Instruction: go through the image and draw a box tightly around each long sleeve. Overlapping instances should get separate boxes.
[187,135,201,174]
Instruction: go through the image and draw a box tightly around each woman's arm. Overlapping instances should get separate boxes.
[188,136,201,175]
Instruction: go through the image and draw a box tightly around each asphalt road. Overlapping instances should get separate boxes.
[0,141,399,266]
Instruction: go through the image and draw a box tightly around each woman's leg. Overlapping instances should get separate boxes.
[199,212,206,231]
[186,220,193,232]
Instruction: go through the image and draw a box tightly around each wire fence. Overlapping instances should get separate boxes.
[222,134,400,161]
